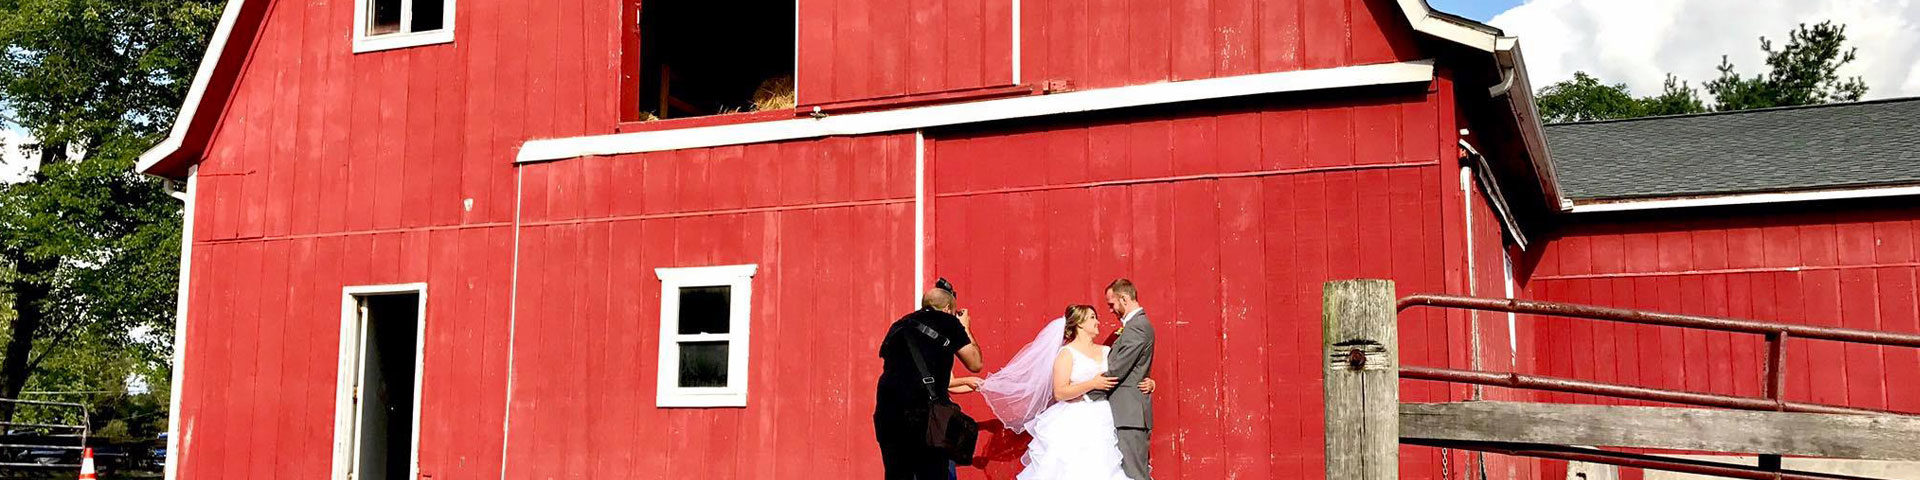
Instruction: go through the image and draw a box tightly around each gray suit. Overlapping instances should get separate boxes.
[1090,310,1154,479]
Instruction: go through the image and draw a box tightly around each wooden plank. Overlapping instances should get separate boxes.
[402,43,440,228]
[430,43,468,227]
[834,0,873,100]
[246,240,290,479]
[1173,180,1226,478]
[1088,0,1128,88]
[1213,0,1255,76]
[453,0,496,224]
[1217,177,1269,479]
[1169,0,1211,81]
[262,2,301,239]
[1128,182,1181,479]
[1126,0,1170,83]
[981,0,1013,85]
[1322,279,1398,480]
[1401,401,1920,461]
[870,0,909,97]
[372,55,409,231]
[1301,0,1349,69]
[1257,0,1301,72]
[907,0,945,94]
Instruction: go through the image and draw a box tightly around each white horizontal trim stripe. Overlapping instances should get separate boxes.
[1567,184,1920,213]
[515,60,1437,162]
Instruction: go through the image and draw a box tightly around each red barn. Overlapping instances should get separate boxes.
[134,0,1915,478]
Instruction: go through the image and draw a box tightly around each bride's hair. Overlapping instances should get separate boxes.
[1062,305,1097,342]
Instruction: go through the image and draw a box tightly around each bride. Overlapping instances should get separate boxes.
[980,305,1150,480]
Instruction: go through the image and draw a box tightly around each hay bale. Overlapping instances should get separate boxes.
[751,75,796,111]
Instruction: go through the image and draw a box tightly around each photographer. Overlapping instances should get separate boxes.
[873,280,984,479]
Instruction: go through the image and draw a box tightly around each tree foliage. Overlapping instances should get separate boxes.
[0,0,223,428]
[1536,72,1709,123]
[1705,21,1868,111]
[1537,21,1869,124]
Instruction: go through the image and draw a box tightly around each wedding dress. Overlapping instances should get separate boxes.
[1014,346,1131,480]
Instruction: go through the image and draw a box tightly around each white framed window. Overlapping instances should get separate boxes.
[352,0,455,53]
[330,283,428,480]
[654,264,757,407]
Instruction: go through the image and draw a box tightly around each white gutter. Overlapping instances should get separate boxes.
[1568,184,1920,214]
[163,166,197,480]
[515,60,1438,162]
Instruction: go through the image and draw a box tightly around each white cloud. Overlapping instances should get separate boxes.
[1492,0,1920,99]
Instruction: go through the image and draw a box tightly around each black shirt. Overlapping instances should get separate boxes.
[874,308,972,413]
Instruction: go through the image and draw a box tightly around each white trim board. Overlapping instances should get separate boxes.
[515,60,1438,162]
[162,166,198,480]
[330,283,430,480]
[1566,184,1920,214]
[912,131,926,310]
[1393,0,1503,52]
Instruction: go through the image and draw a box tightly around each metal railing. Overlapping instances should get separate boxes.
[0,398,89,469]
[1395,293,1920,480]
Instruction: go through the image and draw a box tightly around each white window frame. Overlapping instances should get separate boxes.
[352,0,456,53]
[330,283,429,480]
[654,264,757,408]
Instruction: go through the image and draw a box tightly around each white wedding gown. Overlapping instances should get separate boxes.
[1017,346,1131,480]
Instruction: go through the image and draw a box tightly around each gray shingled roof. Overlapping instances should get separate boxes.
[1544,97,1920,201]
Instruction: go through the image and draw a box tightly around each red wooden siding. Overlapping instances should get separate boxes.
[174,228,515,479]
[1015,0,1422,90]
[191,0,627,243]
[177,0,625,476]
[793,0,1424,106]
[795,0,1017,105]
[1518,205,1920,478]
[503,134,916,479]
[928,87,1474,479]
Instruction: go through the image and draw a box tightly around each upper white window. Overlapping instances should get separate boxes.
[353,0,455,53]
[654,264,757,407]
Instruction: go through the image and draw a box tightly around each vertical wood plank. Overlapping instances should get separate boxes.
[1323,279,1398,480]
[908,0,946,93]
[1170,0,1212,81]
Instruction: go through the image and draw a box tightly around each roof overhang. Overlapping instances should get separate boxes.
[135,0,268,179]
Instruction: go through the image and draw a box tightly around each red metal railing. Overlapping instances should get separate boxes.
[1393,293,1920,480]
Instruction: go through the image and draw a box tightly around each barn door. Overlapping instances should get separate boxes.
[335,285,426,480]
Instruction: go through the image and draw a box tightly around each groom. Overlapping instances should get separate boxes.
[1091,278,1155,480]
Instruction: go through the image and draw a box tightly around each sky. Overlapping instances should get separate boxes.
[1432,0,1920,100]
[0,129,35,183]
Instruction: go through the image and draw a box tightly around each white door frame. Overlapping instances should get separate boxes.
[330,283,429,480]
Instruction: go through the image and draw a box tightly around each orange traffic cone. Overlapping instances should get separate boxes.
[77,447,96,480]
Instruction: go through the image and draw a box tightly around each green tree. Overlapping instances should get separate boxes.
[1537,21,1869,123]
[1535,72,1707,123]
[0,0,224,425]
[1706,21,1869,110]
[1535,72,1645,123]
[1640,74,1709,117]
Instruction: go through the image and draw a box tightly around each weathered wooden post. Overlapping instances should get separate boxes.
[1324,279,1399,480]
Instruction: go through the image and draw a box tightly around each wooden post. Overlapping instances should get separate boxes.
[1325,279,1399,480]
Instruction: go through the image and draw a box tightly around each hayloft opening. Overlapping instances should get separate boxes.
[635,0,796,120]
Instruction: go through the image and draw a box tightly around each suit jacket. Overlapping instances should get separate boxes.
[1091,310,1154,429]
